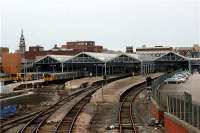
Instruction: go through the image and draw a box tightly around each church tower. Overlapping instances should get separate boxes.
[19,29,26,53]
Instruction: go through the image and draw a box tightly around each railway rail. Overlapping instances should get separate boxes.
[119,83,145,133]
[1,73,131,133]
[17,85,98,133]
[54,86,99,133]
[0,83,92,132]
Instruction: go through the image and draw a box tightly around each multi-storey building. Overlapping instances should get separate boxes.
[61,41,103,53]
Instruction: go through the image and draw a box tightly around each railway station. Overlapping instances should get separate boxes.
[34,51,191,76]
[35,52,141,76]
[1,51,200,133]
[2,0,200,132]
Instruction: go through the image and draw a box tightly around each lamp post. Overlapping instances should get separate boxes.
[23,58,25,82]
[23,58,28,89]
[36,66,41,88]
[101,60,107,103]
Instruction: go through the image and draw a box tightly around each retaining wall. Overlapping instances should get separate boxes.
[151,95,200,133]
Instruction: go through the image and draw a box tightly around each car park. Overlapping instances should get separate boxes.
[165,71,190,84]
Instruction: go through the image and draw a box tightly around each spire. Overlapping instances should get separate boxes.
[20,29,24,39]
[21,29,23,36]
[19,29,26,53]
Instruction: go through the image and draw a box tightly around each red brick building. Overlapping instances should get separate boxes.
[25,41,103,60]
[0,47,9,72]
[24,45,77,60]
[0,47,9,56]
[2,53,23,74]
[61,41,103,53]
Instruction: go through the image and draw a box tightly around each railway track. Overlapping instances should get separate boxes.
[54,87,98,133]
[17,85,98,133]
[1,74,131,133]
[0,84,64,132]
[119,84,145,133]
[1,84,93,132]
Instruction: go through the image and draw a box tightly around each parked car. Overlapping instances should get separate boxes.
[165,76,186,84]
[173,74,187,79]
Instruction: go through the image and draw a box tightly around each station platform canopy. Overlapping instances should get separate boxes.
[64,52,141,64]
[154,51,189,62]
[34,51,188,65]
[35,55,72,64]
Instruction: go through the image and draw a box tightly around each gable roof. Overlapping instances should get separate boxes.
[123,53,141,62]
[35,55,72,63]
[154,51,189,61]
[84,52,119,62]
[64,52,119,63]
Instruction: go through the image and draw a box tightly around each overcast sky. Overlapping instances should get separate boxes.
[0,0,200,52]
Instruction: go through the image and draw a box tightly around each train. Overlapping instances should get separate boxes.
[43,71,89,81]
[15,72,44,81]
[8,71,89,82]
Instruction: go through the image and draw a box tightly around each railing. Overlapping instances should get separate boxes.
[167,94,200,129]
[151,69,200,129]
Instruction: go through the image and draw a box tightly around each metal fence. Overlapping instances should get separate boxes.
[151,70,200,129]
[167,94,200,129]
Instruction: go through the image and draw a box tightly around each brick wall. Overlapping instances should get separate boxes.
[164,113,188,133]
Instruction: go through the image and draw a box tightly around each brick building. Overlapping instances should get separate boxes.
[0,47,9,56]
[126,46,134,53]
[2,53,23,74]
[61,41,103,53]
[24,45,77,60]
[25,41,103,60]
[0,47,9,72]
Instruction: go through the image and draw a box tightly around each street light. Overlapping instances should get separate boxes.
[101,60,107,103]
[36,66,41,88]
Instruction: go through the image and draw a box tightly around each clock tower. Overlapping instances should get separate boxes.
[19,29,26,53]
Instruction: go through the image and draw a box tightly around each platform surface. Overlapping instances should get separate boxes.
[73,73,163,133]
[65,76,103,90]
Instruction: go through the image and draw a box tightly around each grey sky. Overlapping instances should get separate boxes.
[0,0,200,52]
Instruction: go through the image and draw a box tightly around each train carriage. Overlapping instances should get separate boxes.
[43,71,89,82]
